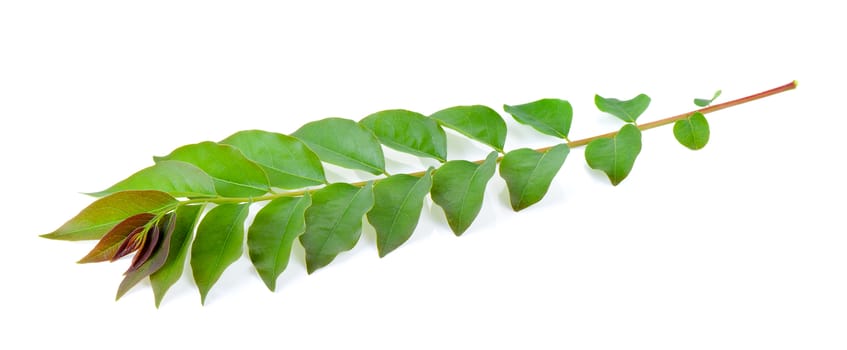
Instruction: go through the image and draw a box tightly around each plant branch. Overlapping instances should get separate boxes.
[185,80,797,206]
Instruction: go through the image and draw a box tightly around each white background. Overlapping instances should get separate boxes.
[1,1,844,349]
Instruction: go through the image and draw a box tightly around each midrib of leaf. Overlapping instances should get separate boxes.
[264,164,325,184]
[202,206,246,285]
[516,151,549,207]
[270,206,297,278]
[215,178,267,192]
[612,137,619,182]
[457,161,489,229]
[437,118,503,152]
[312,187,368,258]
[309,143,383,174]
[383,176,427,246]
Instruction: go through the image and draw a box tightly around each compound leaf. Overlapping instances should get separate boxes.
[499,143,570,211]
[431,151,498,235]
[150,204,204,307]
[221,130,326,189]
[292,118,386,175]
[367,169,433,257]
[503,99,573,139]
[89,161,217,198]
[360,110,447,162]
[674,112,710,150]
[430,105,506,152]
[595,94,651,123]
[300,182,374,274]
[191,203,249,304]
[155,142,269,197]
[42,190,177,241]
[585,124,642,186]
[248,194,311,291]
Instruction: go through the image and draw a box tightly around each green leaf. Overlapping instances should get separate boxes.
[367,169,433,257]
[292,118,386,175]
[594,93,651,123]
[150,204,204,307]
[694,90,722,107]
[503,99,573,139]
[42,190,177,241]
[300,182,374,274]
[674,112,710,150]
[155,142,269,197]
[585,124,642,186]
[220,130,326,189]
[499,144,570,211]
[191,203,249,304]
[430,105,507,152]
[360,110,447,162]
[78,213,156,263]
[430,151,498,235]
[116,212,177,300]
[88,160,217,198]
[248,194,311,291]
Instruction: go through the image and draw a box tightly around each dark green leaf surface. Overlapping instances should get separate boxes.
[292,118,386,175]
[221,130,326,189]
[155,142,269,197]
[89,160,217,198]
[191,204,249,304]
[367,169,433,257]
[300,182,374,274]
[360,110,447,162]
[503,99,573,139]
[116,213,176,300]
[694,90,722,107]
[499,144,570,211]
[430,105,507,152]
[248,194,311,291]
[150,204,204,307]
[585,124,642,186]
[674,112,710,150]
[42,191,177,241]
[430,152,498,235]
[78,213,155,263]
[594,94,651,123]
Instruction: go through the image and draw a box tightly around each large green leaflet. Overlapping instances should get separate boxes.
[221,130,326,189]
[360,110,448,162]
[150,204,204,307]
[191,203,249,304]
[42,190,177,241]
[300,182,375,274]
[503,99,573,139]
[155,142,270,197]
[594,94,651,123]
[367,169,433,257]
[248,194,311,291]
[292,117,386,175]
[89,160,217,198]
[430,105,507,152]
[430,152,498,235]
[585,124,643,186]
[674,112,710,150]
[499,144,570,211]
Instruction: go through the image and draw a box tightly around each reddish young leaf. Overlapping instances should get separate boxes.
[125,224,160,275]
[112,227,146,261]
[78,213,155,264]
[116,213,177,300]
